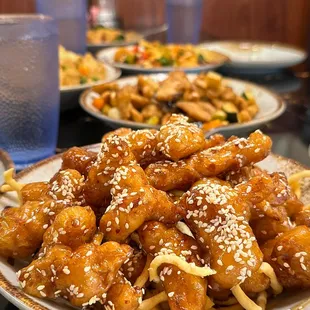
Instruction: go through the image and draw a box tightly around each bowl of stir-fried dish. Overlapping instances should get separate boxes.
[80,71,285,135]
[59,46,121,92]
[87,26,143,53]
[59,46,121,110]
[0,116,310,310]
[96,40,229,74]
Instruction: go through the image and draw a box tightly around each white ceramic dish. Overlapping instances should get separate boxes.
[79,74,285,135]
[199,41,308,74]
[60,63,121,110]
[96,47,229,74]
[0,146,309,309]
[0,149,14,185]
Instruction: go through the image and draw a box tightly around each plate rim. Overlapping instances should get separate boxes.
[0,147,308,310]
[59,63,121,93]
[95,46,230,73]
[199,40,308,67]
[0,149,14,173]
[79,74,286,132]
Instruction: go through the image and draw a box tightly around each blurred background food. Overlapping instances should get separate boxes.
[90,71,259,129]
[59,45,106,87]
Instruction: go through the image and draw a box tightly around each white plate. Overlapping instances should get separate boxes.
[0,149,14,185]
[0,147,309,310]
[59,63,121,110]
[79,74,285,135]
[96,47,229,74]
[199,41,308,74]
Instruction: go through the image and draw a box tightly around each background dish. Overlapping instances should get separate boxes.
[79,74,285,135]
[60,63,121,110]
[0,147,309,310]
[96,47,229,74]
[199,41,308,74]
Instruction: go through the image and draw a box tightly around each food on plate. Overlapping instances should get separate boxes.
[91,71,259,130]
[59,45,106,87]
[114,40,228,68]
[1,114,310,310]
[87,26,139,44]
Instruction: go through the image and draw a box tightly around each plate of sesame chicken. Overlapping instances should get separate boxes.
[0,114,310,310]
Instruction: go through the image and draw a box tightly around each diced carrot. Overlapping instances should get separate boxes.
[202,119,226,132]
[93,97,105,110]
[78,64,89,76]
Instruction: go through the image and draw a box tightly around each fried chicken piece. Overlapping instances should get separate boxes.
[61,147,97,176]
[156,114,205,161]
[105,271,142,310]
[156,71,191,102]
[126,129,166,167]
[138,221,208,310]
[102,128,132,141]
[262,226,310,289]
[99,164,180,243]
[203,133,226,150]
[21,182,49,203]
[295,208,310,227]
[130,93,151,109]
[21,169,84,204]
[146,130,272,191]
[250,212,294,244]
[18,241,132,308]
[84,135,136,208]
[176,101,212,122]
[40,206,96,253]
[137,75,159,99]
[121,249,147,285]
[0,169,85,258]
[179,176,274,290]
[104,128,166,167]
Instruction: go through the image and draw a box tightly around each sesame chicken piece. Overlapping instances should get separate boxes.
[18,241,132,308]
[146,130,272,191]
[0,169,85,259]
[156,114,205,161]
[61,147,97,176]
[262,226,310,289]
[138,221,208,310]
[179,176,273,290]
[121,249,147,285]
[40,206,96,253]
[84,134,136,208]
[126,129,167,167]
[104,271,143,310]
[103,128,167,167]
[99,164,180,243]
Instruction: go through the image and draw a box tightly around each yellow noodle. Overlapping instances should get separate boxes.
[149,254,216,283]
[137,291,168,310]
[134,255,152,288]
[0,168,24,202]
[259,262,283,295]
[288,170,310,199]
[256,291,267,310]
[231,285,262,310]
[205,296,214,309]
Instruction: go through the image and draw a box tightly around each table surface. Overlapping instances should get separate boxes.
[1,69,310,309]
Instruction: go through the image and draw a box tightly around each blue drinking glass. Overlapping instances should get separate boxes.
[0,15,60,170]
[36,0,87,54]
[166,0,203,44]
